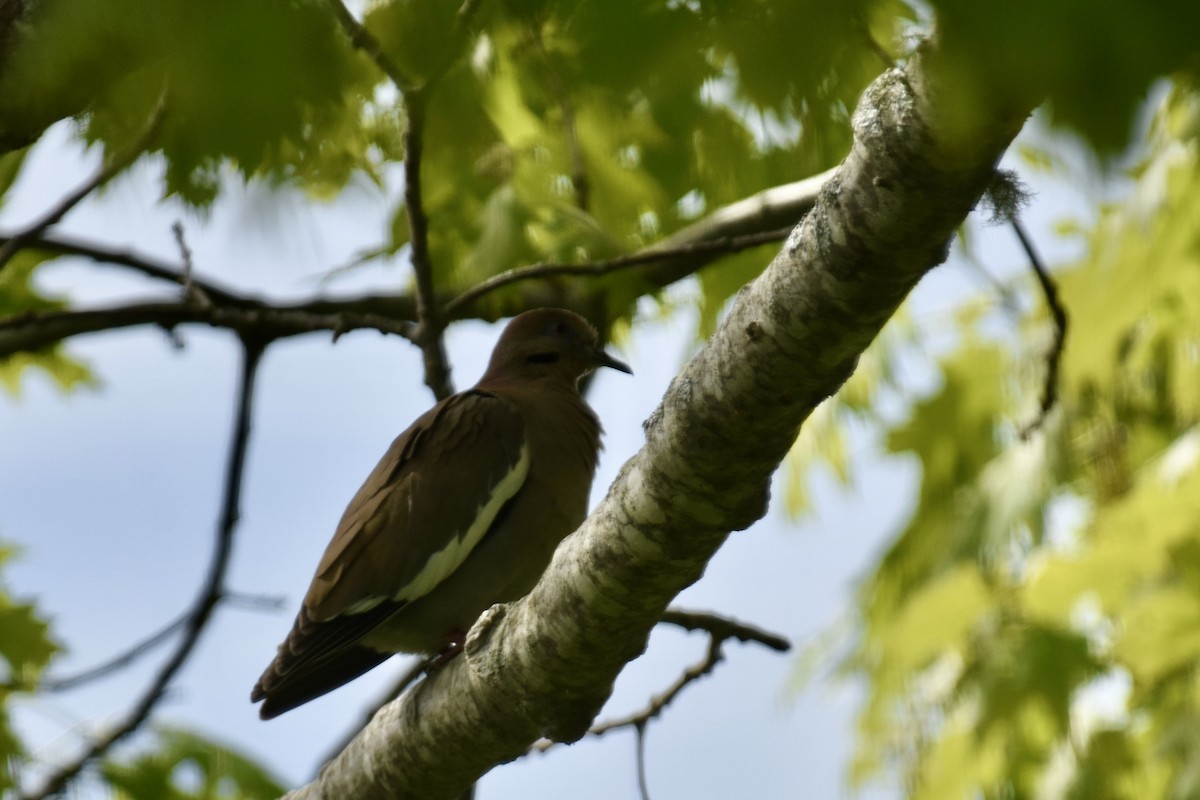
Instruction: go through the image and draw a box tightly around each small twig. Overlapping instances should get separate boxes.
[18,339,264,800]
[172,221,211,309]
[531,609,789,755]
[173,221,194,281]
[1012,218,1067,438]
[324,0,415,92]
[635,721,651,800]
[0,96,165,273]
[38,611,189,694]
[588,637,724,739]
[315,657,429,775]
[443,227,793,318]
[658,608,791,652]
[222,591,288,612]
[33,592,284,694]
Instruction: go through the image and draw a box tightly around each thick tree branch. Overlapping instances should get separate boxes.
[19,339,265,800]
[283,35,1034,800]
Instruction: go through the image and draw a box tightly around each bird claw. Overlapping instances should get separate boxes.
[424,630,467,671]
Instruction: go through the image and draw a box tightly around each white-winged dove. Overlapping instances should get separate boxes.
[252,308,630,719]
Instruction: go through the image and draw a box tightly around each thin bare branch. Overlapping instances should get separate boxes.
[0,232,248,304]
[19,338,264,800]
[0,299,417,358]
[222,591,288,612]
[658,608,790,652]
[33,592,284,694]
[39,611,189,694]
[531,609,788,755]
[585,637,724,739]
[323,0,451,398]
[1013,217,1067,438]
[443,227,793,318]
[172,221,214,310]
[402,89,454,400]
[635,722,651,800]
[0,96,165,273]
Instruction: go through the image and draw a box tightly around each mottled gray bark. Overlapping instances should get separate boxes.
[284,36,1033,800]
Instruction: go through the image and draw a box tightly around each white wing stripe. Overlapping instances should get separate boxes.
[392,442,531,604]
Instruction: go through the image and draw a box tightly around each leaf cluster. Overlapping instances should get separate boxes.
[843,83,1200,799]
[0,545,59,793]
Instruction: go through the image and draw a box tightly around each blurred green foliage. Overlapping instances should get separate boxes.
[843,86,1200,798]
[0,545,59,792]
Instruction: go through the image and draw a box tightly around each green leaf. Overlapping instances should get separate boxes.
[2,0,361,204]
[1068,729,1154,800]
[0,250,62,316]
[0,348,96,398]
[881,564,992,671]
[0,149,28,209]
[0,544,59,688]
[861,342,1007,628]
[0,251,96,396]
[0,544,62,792]
[931,1,1200,153]
[0,599,59,688]
[912,727,1006,800]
